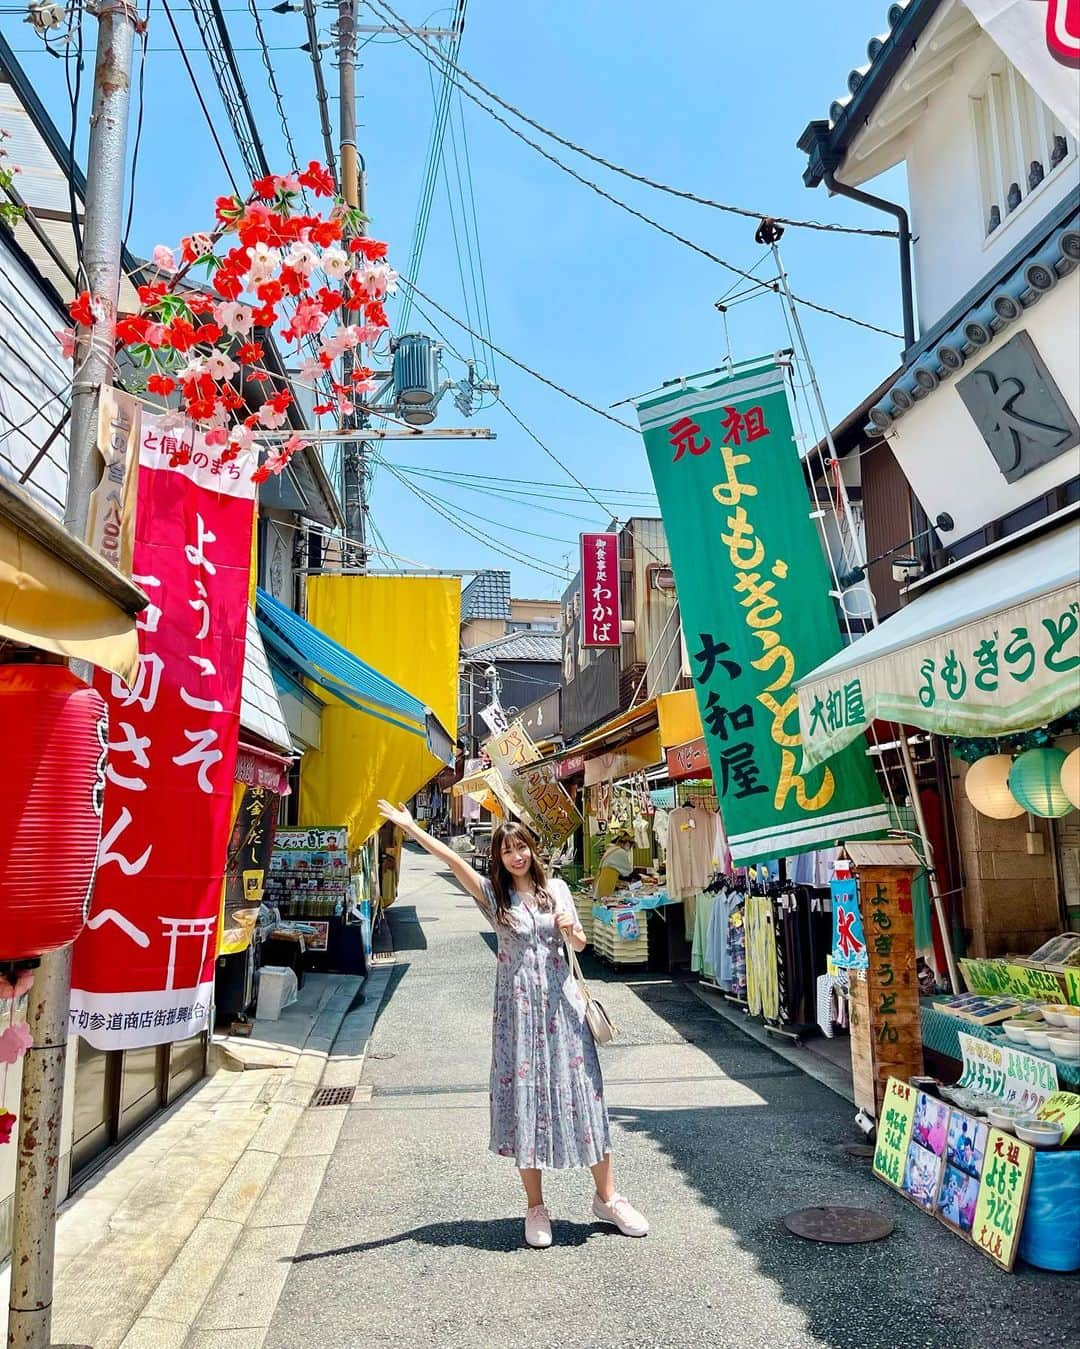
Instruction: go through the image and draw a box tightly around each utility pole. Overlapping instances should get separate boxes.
[7,5,138,1347]
[337,0,369,568]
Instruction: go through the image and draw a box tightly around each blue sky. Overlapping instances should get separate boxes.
[4,0,909,597]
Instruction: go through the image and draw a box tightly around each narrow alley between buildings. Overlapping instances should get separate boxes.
[264,847,1078,1349]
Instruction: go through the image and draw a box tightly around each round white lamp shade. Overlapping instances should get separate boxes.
[964,754,1024,820]
[1061,746,1080,812]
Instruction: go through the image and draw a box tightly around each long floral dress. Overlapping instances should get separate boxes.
[477,877,611,1170]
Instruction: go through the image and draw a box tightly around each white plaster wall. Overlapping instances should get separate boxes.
[903,31,1078,333]
[881,273,1080,538]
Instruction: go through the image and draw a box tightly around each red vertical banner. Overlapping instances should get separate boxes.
[580,531,621,647]
[70,412,257,1049]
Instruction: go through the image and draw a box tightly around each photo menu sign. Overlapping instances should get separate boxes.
[873,1076,1035,1271]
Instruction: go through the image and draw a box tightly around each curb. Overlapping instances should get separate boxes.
[116,962,396,1349]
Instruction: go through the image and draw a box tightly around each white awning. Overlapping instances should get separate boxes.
[796,521,1080,769]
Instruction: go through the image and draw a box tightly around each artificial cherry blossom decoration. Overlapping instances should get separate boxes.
[62,162,397,485]
[0,1110,15,1147]
[0,1022,32,1066]
[0,969,34,1002]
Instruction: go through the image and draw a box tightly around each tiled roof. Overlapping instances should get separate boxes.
[867,202,1080,435]
[460,569,511,622]
[462,630,563,664]
[799,0,941,186]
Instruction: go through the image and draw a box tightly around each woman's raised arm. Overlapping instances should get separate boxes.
[376,800,488,905]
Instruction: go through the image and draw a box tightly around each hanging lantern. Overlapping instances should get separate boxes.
[1061,747,1080,812]
[0,665,107,961]
[964,754,1024,820]
[1008,746,1071,819]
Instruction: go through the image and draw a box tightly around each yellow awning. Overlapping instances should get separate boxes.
[0,475,144,683]
[578,690,703,756]
[300,576,461,849]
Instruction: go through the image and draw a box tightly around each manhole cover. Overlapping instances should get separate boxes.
[842,1143,876,1160]
[783,1206,893,1244]
[368,1050,396,1061]
[310,1086,356,1107]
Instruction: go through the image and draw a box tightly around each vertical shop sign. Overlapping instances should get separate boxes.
[872,1076,917,1188]
[487,719,581,849]
[971,1129,1034,1271]
[219,783,281,956]
[830,879,868,970]
[848,863,923,1117]
[70,410,257,1049]
[580,531,621,647]
[636,356,889,863]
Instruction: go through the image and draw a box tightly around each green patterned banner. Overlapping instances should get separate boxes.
[636,356,889,864]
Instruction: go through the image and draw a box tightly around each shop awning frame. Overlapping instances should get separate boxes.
[255,587,453,762]
[796,519,1080,770]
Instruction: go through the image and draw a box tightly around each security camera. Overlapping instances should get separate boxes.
[892,556,924,584]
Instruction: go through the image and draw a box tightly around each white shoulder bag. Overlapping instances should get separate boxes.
[562,935,618,1045]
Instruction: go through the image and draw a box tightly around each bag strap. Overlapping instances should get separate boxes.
[562,935,595,1007]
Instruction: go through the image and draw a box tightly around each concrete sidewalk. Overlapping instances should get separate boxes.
[1,964,394,1349]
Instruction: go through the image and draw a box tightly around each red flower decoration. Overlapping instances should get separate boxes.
[312,402,335,416]
[137,282,168,308]
[114,314,149,344]
[365,301,388,328]
[349,238,388,260]
[146,374,177,396]
[186,293,216,316]
[165,318,198,352]
[317,287,343,314]
[193,322,224,345]
[0,1109,16,1146]
[214,269,244,301]
[235,341,264,365]
[215,193,244,225]
[298,160,336,197]
[252,174,279,201]
[69,290,96,326]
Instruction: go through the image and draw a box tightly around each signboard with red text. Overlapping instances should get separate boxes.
[580,531,621,647]
[70,411,256,1049]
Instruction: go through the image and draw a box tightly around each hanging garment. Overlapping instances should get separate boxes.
[633,814,651,852]
[705,889,728,985]
[816,972,848,1039]
[691,890,717,977]
[727,901,747,1001]
[666,808,724,901]
[652,807,670,857]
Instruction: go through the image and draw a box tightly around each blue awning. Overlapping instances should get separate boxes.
[255,587,453,761]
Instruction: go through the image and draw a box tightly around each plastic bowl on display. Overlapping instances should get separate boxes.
[1002,1020,1034,1043]
[1022,1028,1053,1050]
[1015,1119,1065,1148]
[1042,1005,1070,1027]
[986,1104,1027,1132]
[1046,1033,1080,1063]
[1057,1006,1080,1023]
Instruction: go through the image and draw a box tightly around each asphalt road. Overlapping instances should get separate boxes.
[266,848,1079,1349]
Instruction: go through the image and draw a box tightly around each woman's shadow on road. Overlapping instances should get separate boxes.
[289,1217,606,1260]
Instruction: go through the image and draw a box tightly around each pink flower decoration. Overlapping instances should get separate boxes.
[0,1110,16,1146]
[152,244,176,272]
[55,328,77,361]
[0,1023,33,1065]
[0,969,33,1002]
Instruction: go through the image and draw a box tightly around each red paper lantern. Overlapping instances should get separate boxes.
[0,665,108,961]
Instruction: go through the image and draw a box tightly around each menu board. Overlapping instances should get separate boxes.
[1065,970,1080,1007]
[1037,1090,1080,1144]
[873,1076,1034,1271]
[956,1032,1058,1112]
[959,957,1068,1002]
[264,825,350,920]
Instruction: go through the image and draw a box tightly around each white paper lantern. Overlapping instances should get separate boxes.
[964,754,1024,820]
[1060,746,1080,812]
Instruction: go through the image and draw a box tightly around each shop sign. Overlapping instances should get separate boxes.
[220,784,280,956]
[487,719,581,849]
[956,1031,1059,1111]
[275,826,348,852]
[797,588,1080,772]
[1064,969,1080,1007]
[637,356,889,863]
[70,410,257,1051]
[479,697,509,737]
[848,865,922,1116]
[580,531,621,647]
[556,752,586,780]
[959,957,1065,1001]
[234,746,291,795]
[829,878,868,971]
[665,737,710,781]
[874,1076,1035,1271]
[1037,1090,1080,1144]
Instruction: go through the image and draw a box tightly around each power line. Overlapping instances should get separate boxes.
[370,0,900,241]
[247,0,308,180]
[398,277,638,432]
[161,0,242,193]
[387,464,656,497]
[368,0,903,340]
[301,0,338,188]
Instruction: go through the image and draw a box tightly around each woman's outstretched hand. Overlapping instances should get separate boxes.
[377,800,414,831]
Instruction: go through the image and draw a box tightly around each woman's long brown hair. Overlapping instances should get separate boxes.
[488,821,549,925]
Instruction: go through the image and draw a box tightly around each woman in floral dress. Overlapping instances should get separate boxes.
[378,803,649,1249]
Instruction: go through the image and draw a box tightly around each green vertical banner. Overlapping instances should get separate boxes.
[636,356,889,864]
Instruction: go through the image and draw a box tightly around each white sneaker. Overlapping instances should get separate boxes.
[525,1204,553,1248]
[592,1192,649,1237]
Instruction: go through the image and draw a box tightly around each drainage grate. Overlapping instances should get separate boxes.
[310,1086,356,1108]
